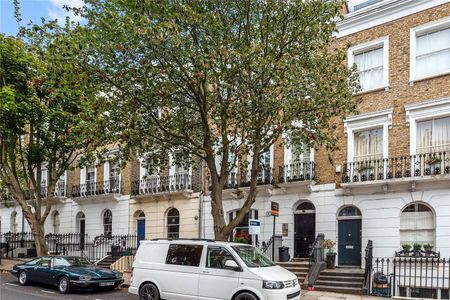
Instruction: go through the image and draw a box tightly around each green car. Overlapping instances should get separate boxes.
[10,256,124,294]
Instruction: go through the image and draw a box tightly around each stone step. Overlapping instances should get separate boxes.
[318,275,364,282]
[277,262,310,268]
[313,285,364,295]
[315,280,363,288]
[319,270,364,277]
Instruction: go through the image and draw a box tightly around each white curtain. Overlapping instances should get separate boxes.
[353,128,383,161]
[432,116,450,152]
[416,27,450,78]
[417,116,450,153]
[290,141,310,164]
[400,211,434,246]
[354,47,384,90]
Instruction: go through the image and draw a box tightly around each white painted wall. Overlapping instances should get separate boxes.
[201,184,450,264]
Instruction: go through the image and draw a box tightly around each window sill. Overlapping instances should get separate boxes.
[409,71,450,85]
[353,85,390,96]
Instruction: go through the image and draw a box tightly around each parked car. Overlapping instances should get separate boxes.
[129,239,300,300]
[10,256,124,294]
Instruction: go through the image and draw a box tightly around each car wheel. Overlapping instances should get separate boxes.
[58,276,71,294]
[235,292,258,300]
[139,283,160,300]
[18,271,29,286]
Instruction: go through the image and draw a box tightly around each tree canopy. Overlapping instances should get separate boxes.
[74,0,359,240]
[0,23,102,254]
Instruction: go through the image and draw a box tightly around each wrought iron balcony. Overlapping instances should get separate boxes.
[39,181,67,198]
[278,161,315,183]
[71,178,122,197]
[131,173,191,196]
[342,151,450,184]
[214,167,275,190]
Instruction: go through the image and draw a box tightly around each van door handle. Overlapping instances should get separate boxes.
[202,270,210,274]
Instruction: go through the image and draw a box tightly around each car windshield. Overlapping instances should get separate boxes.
[65,257,92,266]
[231,245,274,268]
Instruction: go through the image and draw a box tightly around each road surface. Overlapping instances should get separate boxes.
[0,272,136,300]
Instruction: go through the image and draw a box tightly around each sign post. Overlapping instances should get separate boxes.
[249,219,260,247]
[270,201,279,261]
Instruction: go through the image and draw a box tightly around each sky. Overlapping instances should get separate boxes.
[1,0,370,37]
[1,0,84,36]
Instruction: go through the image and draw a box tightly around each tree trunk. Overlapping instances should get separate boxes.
[31,220,47,256]
[211,188,228,241]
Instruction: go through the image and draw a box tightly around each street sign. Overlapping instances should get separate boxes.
[248,219,260,235]
[271,201,279,216]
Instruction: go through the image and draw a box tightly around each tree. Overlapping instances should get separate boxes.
[75,0,359,240]
[0,25,101,255]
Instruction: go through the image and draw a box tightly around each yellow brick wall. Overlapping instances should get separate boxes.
[315,3,450,185]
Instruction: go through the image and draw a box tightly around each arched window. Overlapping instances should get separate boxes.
[10,211,17,233]
[53,211,60,234]
[338,206,362,219]
[167,208,180,239]
[400,203,434,246]
[296,202,315,213]
[103,209,112,236]
[228,209,258,244]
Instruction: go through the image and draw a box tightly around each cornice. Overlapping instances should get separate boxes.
[336,0,449,38]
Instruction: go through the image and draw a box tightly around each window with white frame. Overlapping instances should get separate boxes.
[286,140,311,165]
[348,37,389,92]
[344,109,392,163]
[400,203,434,246]
[85,165,95,193]
[53,211,60,234]
[411,17,450,81]
[10,211,17,233]
[103,209,112,236]
[405,97,450,155]
[416,116,450,154]
[353,128,383,161]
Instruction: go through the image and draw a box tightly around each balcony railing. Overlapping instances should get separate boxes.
[214,162,315,191]
[279,161,315,183]
[342,151,450,183]
[40,181,67,198]
[71,178,122,197]
[131,173,191,196]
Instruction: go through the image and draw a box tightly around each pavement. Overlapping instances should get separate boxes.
[1,259,386,300]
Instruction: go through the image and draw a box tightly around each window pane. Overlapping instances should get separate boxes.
[353,128,383,161]
[416,27,450,78]
[400,203,434,246]
[417,116,450,153]
[354,47,384,90]
[206,246,236,269]
[165,244,203,266]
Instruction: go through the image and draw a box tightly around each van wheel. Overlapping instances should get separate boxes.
[236,292,258,300]
[139,283,160,300]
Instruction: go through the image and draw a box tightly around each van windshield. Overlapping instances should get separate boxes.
[231,245,274,267]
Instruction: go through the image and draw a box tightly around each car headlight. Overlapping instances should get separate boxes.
[116,273,123,279]
[263,280,284,289]
[79,275,92,281]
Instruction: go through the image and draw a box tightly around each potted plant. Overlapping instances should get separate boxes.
[423,244,433,254]
[402,244,412,252]
[323,239,336,269]
[412,243,422,256]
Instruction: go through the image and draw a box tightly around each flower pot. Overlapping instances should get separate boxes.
[326,252,336,269]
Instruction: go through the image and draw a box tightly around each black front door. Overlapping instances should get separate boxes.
[294,213,315,257]
[338,219,362,266]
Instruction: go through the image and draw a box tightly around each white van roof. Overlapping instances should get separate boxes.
[139,238,252,247]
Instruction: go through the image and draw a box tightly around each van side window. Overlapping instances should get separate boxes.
[206,246,237,269]
[165,244,203,267]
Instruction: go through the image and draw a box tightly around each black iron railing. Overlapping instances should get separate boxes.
[1,232,36,258]
[89,234,138,263]
[342,152,450,183]
[368,256,450,298]
[260,235,282,262]
[71,178,122,197]
[45,233,90,254]
[279,161,315,183]
[40,181,67,198]
[131,173,191,195]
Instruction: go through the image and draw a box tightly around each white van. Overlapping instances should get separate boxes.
[129,239,300,300]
